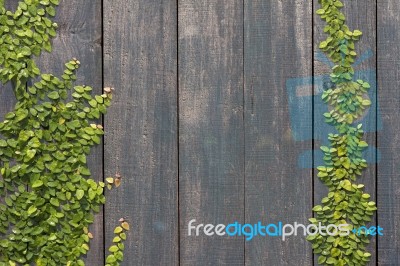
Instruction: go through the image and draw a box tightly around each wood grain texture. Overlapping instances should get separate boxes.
[37,1,104,264]
[0,85,16,124]
[103,0,178,265]
[0,82,15,121]
[0,0,19,117]
[2,1,397,265]
[244,0,313,265]
[377,1,400,265]
[178,0,244,265]
[0,82,15,135]
[313,0,377,265]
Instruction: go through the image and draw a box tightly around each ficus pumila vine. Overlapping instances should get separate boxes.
[0,0,128,265]
[308,1,377,266]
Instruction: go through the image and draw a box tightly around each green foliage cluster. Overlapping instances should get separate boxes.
[308,1,377,266]
[105,219,129,265]
[0,0,59,98]
[0,0,128,265]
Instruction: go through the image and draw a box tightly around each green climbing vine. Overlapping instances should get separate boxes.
[0,0,128,265]
[308,1,377,265]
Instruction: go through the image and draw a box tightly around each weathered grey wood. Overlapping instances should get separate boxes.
[0,82,16,129]
[178,1,244,265]
[0,0,19,116]
[0,44,16,120]
[103,0,178,265]
[244,0,313,265]
[313,1,377,265]
[3,1,394,264]
[377,1,400,264]
[0,0,18,230]
[0,79,14,107]
[37,1,104,264]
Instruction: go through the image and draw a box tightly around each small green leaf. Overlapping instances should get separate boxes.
[114,226,123,234]
[319,41,328,49]
[362,99,371,106]
[76,189,84,200]
[27,206,37,215]
[48,91,60,100]
[331,248,341,257]
[342,180,353,191]
[50,198,60,207]
[313,205,323,212]
[121,222,130,231]
[32,180,44,188]
[326,257,337,264]
[106,255,117,263]
[353,30,362,36]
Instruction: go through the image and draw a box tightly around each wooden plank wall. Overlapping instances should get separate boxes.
[377,1,400,265]
[1,0,400,265]
[244,0,313,265]
[104,0,178,265]
[179,0,244,265]
[0,1,17,123]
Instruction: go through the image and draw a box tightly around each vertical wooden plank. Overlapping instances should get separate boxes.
[244,0,313,265]
[103,0,178,265]
[313,0,377,264]
[37,1,104,264]
[377,1,400,264]
[0,83,15,121]
[0,0,19,118]
[0,83,16,123]
[178,0,244,265]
